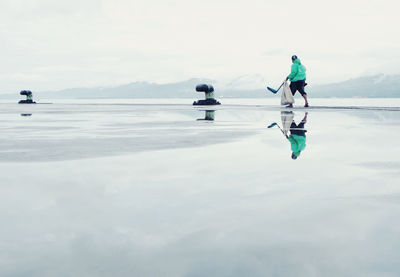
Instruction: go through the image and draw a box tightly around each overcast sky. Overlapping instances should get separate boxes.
[1,0,399,92]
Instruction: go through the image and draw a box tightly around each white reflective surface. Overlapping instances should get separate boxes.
[0,99,399,276]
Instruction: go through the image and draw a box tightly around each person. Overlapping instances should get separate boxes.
[287,112,308,159]
[286,55,309,108]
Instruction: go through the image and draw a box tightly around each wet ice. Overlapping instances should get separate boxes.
[0,99,399,277]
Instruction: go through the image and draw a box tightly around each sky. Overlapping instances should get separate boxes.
[1,0,399,93]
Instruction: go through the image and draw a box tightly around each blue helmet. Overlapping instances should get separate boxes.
[291,55,298,61]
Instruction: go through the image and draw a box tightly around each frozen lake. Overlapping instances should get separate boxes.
[1,98,400,276]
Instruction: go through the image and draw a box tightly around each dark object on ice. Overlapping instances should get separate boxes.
[20,90,32,96]
[18,90,36,104]
[18,100,36,104]
[196,84,214,93]
[193,99,220,105]
[193,84,220,106]
[20,113,32,117]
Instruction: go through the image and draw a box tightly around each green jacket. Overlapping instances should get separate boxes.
[288,59,306,82]
[288,134,306,157]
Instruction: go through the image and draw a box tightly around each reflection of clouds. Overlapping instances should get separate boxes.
[1,103,400,276]
[0,107,251,162]
[0,131,252,162]
[2,147,399,277]
[2,195,399,277]
[349,111,400,126]
[354,162,400,171]
[333,193,400,205]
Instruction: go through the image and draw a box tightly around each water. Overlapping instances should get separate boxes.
[1,99,399,276]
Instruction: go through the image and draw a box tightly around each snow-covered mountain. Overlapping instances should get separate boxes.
[1,74,399,99]
[312,74,400,98]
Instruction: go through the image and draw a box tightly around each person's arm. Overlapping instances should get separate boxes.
[287,64,298,81]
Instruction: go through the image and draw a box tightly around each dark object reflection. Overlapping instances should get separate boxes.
[197,110,215,121]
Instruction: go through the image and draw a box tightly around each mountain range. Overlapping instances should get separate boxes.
[1,74,399,99]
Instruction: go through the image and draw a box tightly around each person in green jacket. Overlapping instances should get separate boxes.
[287,112,308,159]
[286,55,309,108]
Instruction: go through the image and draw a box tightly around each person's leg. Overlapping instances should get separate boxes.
[289,82,297,96]
[290,122,306,136]
[298,81,309,107]
[301,112,308,123]
[287,82,297,108]
[302,94,309,107]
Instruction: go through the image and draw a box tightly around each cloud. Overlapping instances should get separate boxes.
[0,0,399,91]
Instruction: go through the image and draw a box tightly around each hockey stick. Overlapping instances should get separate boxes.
[267,81,284,94]
[267,122,288,138]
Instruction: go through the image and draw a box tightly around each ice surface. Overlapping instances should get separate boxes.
[0,99,400,276]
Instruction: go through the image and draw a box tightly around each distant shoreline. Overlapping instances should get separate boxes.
[1,74,399,99]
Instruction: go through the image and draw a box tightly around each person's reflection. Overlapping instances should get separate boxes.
[285,111,308,159]
[269,111,308,160]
